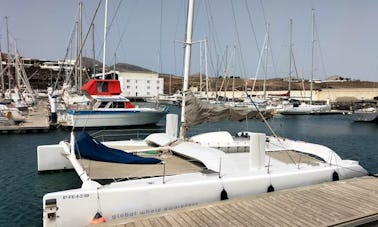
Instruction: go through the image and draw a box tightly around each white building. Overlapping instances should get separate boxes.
[91,63,164,98]
[119,71,163,98]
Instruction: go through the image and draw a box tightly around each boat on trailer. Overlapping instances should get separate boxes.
[37,1,367,226]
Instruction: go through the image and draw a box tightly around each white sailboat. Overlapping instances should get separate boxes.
[37,1,367,226]
[278,11,331,115]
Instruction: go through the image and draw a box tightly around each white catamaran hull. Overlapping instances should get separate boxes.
[42,161,365,227]
[38,131,367,227]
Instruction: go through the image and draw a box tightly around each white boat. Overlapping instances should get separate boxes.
[145,93,182,105]
[352,106,378,123]
[277,11,331,116]
[278,99,331,115]
[56,79,167,128]
[37,1,367,226]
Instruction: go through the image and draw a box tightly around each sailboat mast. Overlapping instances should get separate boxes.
[205,39,209,101]
[179,0,195,139]
[102,0,109,79]
[0,40,4,97]
[5,16,11,91]
[79,1,83,89]
[310,9,315,105]
[263,24,269,99]
[288,19,293,94]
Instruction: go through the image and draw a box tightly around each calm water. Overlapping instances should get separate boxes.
[0,105,377,226]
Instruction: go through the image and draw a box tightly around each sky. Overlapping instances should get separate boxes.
[1,0,378,82]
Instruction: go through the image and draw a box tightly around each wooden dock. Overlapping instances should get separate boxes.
[95,176,378,227]
[0,100,50,133]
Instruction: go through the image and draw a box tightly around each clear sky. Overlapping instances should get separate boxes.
[1,0,378,82]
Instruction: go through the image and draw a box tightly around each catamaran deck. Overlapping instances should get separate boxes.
[92,176,378,226]
[79,153,203,180]
[78,149,323,180]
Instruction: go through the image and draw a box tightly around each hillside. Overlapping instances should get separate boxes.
[160,74,378,94]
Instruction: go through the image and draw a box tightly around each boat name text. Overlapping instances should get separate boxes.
[112,202,198,220]
[62,193,90,200]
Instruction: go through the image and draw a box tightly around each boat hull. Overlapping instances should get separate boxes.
[42,163,366,227]
[352,111,378,123]
[59,109,167,127]
[279,104,331,115]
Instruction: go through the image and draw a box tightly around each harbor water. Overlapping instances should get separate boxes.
[0,104,377,226]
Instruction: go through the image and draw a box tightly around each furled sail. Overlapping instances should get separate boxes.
[75,131,161,164]
[184,92,273,127]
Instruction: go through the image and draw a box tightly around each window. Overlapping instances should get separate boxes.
[147,80,150,83]
[147,86,150,89]
[157,80,160,84]
[97,82,108,92]
[157,86,159,89]
[98,102,107,108]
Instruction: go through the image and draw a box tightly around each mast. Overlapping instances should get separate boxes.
[0,39,4,97]
[288,19,293,95]
[199,40,202,94]
[310,9,315,105]
[205,39,209,100]
[5,16,11,91]
[263,24,269,99]
[102,0,109,79]
[75,21,79,89]
[79,1,83,89]
[179,0,195,139]
[92,23,96,75]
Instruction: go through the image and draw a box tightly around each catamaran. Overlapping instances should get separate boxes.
[37,1,367,226]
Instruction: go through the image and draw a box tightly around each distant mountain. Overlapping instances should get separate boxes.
[81,57,154,73]
[113,63,155,73]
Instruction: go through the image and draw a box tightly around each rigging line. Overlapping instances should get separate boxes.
[67,0,102,83]
[292,51,304,99]
[314,21,328,78]
[53,21,78,91]
[159,0,164,73]
[106,0,123,38]
[230,0,247,78]
[259,0,268,31]
[104,0,123,64]
[244,0,262,60]
[112,1,140,63]
[266,27,279,78]
[204,0,220,76]
[244,90,279,139]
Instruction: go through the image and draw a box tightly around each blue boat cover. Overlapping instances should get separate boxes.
[75,131,161,164]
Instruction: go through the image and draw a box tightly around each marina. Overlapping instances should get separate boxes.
[0,106,377,226]
[1,1,378,227]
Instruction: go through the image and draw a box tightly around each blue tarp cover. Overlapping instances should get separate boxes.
[75,131,161,164]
